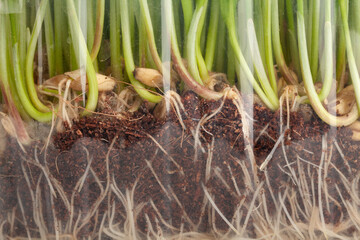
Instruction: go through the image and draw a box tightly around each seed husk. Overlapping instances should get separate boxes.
[133,67,163,88]
[43,69,116,92]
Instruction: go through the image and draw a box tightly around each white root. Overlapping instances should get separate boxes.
[146,133,184,176]
[17,188,32,240]
[259,130,286,171]
[202,184,240,235]
[145,159,171,200]
[230,88,258,188]
[117,87,143,113]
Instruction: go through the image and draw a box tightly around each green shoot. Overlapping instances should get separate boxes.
[120,0,162,103]
[264,0,278,92]
[139,0,162,72]
[110,0,123,83]
[168,0,223,100]
[44,1,55,77]
[221,0,279,110]
[25,0,51,113]
[186,2,205,85]
[66,0,98,114]
[339,0,360,112]
[204,0,219,72]
[272,0,297,85]
[297,0,358,126]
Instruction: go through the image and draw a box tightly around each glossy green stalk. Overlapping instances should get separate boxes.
[285,0,300,75]
[310,0,320,81]
[18,0,26,69]
[204,0,219,71]
[168,0,223,100]
[44,1,55,77]
[272,0,297,85]
[214,17,226,73]
[335,0,346,89]
[186,1,206,85]
[351,0,360,71]
[305,0,312,52]
[181,0,194,36]
[0,14,30,143]
[221,0,279,110]
[128,0,136,58]
[9,13,53,122]
[297,0,357,126]
[139,0,162,72]
[86,1,99,72]
[25,0,50,113]
[195,0,209,82]
[54,0,64,74]
[87,2,95,54]
[254,1,266,65]
[6,13,28,120]
[90,0,105,62]
[110,0,122,82]
[317,0,333,101]
[66,0,98,114]
[264,0,277,92]
[237,0,253,91]
[339,0,360,112]
[138,13,147,67]
[120,0,162,103]
[278,0,286,57]
[173,0,182,51]
[227,38,236,86]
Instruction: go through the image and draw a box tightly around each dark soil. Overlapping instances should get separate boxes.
[0,91,359,238]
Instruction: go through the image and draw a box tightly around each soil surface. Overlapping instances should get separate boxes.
[0,91,359,238]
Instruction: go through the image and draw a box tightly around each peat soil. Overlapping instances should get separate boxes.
[0,91,359,238]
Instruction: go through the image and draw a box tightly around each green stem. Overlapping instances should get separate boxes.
[139,0,162,72]
[317,0,332,101]
[214,17,226,73]
[181,0,194,37]
[227,38,236,86]
[54,0,64,74]
[335,0,347,89]
[186,3,205,85]
[110,0,123,82]
[339,0,360,112]
[8,12,53,122]
[310,0,320,81]
[195,0,209,82]
[169,0,223,100]
[0,14,30,143]
[44,1,55,77]
[25,0,50,113]
[297,0,357,126]
[18,0,27,69]
[6,12,29,120]
[86,0,99,72]
[264,0,278,92]
[352,0,360,70]
[138,13,147,67]
[204,0,219,71]
[90,0,105,62]
[286,0,301,76]
[254,0,266,65]
[272,0,297,85]
[120,0,161,103]
[66,0,98,114]
[221,0,279,110]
